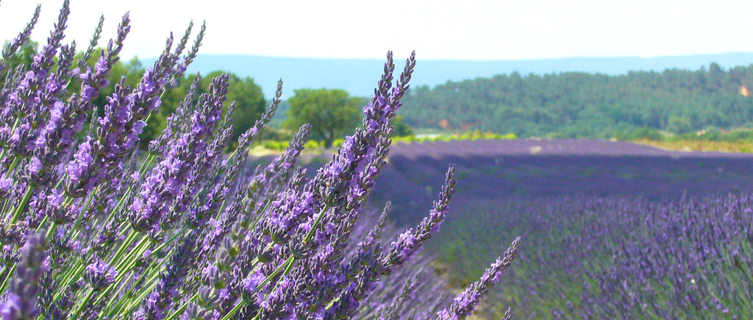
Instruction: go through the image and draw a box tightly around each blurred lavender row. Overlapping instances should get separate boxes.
[361,139,753,318]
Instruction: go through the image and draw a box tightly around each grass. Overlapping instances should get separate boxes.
[632,139,753,153]
[250,130,518,155]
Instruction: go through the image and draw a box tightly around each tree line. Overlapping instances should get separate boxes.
[400,63,753,139]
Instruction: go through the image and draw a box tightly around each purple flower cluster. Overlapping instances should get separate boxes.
[127,74,228,233]
[84,256,117,290]
[0,2,520,320]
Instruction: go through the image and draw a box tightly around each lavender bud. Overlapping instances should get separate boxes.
[84,256,117,290]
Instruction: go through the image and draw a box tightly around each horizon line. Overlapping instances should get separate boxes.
[138,51,753,63]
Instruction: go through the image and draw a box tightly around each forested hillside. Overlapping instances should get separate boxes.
[400,63,753,138]
[179,53,753,98]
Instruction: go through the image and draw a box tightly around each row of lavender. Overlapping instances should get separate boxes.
[440,193,753,319]
[359,140,753,318]
[0,2,519,319]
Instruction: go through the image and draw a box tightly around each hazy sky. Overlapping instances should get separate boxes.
[2,0,753,61]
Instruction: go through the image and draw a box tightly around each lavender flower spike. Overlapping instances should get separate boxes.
[1,4,40,60]
[381,164,456,270]
[0,233,48,320]
[502,307,512,320]
[78,14,105,70]
[436,237,522,319]
[128,74,229,233]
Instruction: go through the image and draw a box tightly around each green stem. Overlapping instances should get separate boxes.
[117,273,160,316]
[44,222,57,239]
[9,184,33,224]
[249,199,273,231]
[52,261,87,303]
[68,288,95,319]
[96,231,180,308]
[0,265,16,294]
[220,255,293,320]
[98,272,136,318]
[221,204,330,320]
[111,235,149,273]
[101,255,164,317]
[302,204,330,243]
[253,257,295,319]
[0,117,20,160]
[65,188,98,240]
[107,229,137,265]
[100,153,153,229]
[221,300,245,320]
[49,230,138,307]
[34,216,48,233]
[4,156,19,177]
[163,292,199,320]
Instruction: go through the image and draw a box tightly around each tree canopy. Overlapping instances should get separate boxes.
[400,64,753,139]
[283,88,363,147]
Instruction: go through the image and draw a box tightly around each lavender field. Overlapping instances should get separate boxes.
[358,139,753,319]
[6,1,753,319]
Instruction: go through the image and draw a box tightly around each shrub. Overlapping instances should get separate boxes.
[303,139,321,150]
[261,140,288,151]
[0,2,519,319]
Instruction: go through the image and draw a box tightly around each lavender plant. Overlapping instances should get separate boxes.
[0,2,520,319]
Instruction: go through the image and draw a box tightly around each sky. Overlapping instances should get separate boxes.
[2,0,753,61]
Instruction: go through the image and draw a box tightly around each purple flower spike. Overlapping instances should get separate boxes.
[436,237,521,319]
[1,4,40,60]
[2,233,47,320]
[381,164,456,269]
[128,75,230,233]
[84,256,117,290]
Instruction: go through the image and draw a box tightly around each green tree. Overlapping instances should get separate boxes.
[392,115,414,137]
[283,88,362,148]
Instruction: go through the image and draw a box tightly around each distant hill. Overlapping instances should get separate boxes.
[145,53,753,99]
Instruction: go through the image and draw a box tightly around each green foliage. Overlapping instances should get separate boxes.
[262,140,289,150]
[269,100,290,128]
[304,139,321,149]
[1,40,38,70]
[256,130,515,152]
[392,115,414,137]
[401,65,753,138]
[391,130,516,144]
[611,127,665,141]
[283,88,362,148]
[632,126,753,143]
[4,41,409,151]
